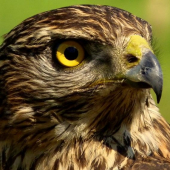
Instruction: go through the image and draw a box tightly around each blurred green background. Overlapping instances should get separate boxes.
[0,0,170,122]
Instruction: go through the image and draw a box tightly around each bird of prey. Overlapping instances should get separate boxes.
[0,5,170,170]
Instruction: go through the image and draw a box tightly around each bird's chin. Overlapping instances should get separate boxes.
[124,79,152,89]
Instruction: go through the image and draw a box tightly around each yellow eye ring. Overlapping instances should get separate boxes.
[56,41,85,67]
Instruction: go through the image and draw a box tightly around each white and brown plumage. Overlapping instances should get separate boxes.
[0,5,170,170]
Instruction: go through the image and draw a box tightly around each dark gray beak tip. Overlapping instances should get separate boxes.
[153,79,163,104]
[157,94,161,104]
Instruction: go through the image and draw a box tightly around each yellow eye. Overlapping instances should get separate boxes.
[56,41,85,67]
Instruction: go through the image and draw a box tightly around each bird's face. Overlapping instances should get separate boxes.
[0,5,162,138]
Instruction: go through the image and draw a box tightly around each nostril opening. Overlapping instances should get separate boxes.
[126,54,138,63]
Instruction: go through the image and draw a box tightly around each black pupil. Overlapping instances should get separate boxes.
[64,47,78,60]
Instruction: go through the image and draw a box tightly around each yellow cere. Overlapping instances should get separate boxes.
[125,35,153,59]
[56,41,85,67]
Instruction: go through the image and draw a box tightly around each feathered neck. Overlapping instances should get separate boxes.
[1,86,170,169]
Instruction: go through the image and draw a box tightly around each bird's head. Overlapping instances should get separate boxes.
[0,5,163,140]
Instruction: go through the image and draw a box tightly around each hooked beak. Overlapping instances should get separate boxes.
[125,51,163,103]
